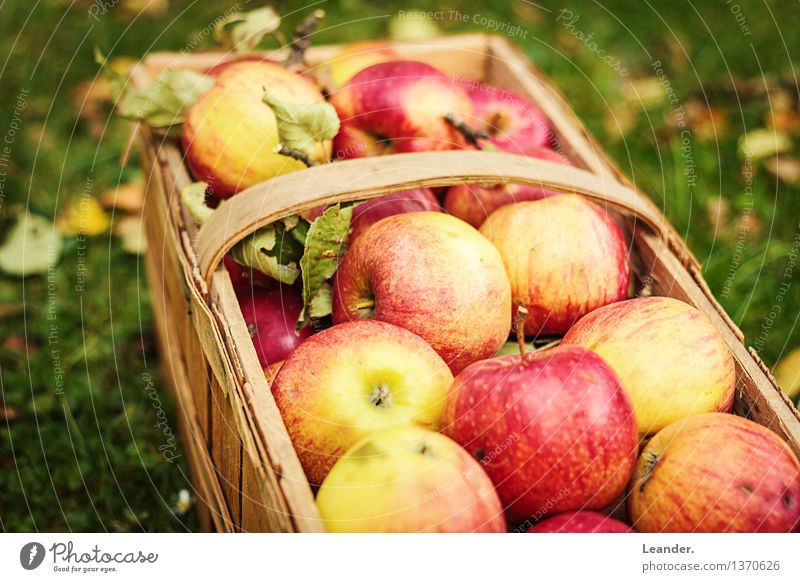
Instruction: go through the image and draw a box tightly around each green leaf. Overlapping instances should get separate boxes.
[180,182,214,224]
[117,69,214,128]
[263,91,340,159]
[296,204,353,330]
[213,6,281,53]
[0,213,63,277]
[96,48,214,128]
[229,217,306,285]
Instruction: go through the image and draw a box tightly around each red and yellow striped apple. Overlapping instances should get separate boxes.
[442,346,638,524]
[317,426,506,532]
[329,60,473,159]
[562,296,735,434]
[272,320,453,485]
[527,511,632,533]
[629,413,800,532]
[464,81,552,154]
[444,147,569,228]
[183,61,329,198]
[479,195,630,336]
[332,212,512,374]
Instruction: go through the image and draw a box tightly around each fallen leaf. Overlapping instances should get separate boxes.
[764,156,800,186]
[625,77,666,109]
[388,14,441,41]
[56,196,111,236]
[738,128,791,160]
[0,303,24,319]
[114,215,147,255]
[0,213,63,277]
[603,103,637,142]
[705,196,730,230]
[74,79,112,137]
[2,335,29,355]
[766,90,800,134]
[685,100,728,142]
[775,348,800,399]
[100,179,145,213]
[120,0,169,18]
[0,406,21,422]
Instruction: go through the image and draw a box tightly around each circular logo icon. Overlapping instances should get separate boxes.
[20,542,46,570]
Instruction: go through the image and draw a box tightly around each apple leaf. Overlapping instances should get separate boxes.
[180,181,214,224]
[296,204,353,330]
[96,49,214,128]
[213,6,281,53]
[0,213,63,277]
[229,216,307,285]
[263,91,340,160]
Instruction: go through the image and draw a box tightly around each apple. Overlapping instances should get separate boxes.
[629,413,800,532]
[237,283,313,368]
[464,80,552,154]
[324,40,400,88]
[329,60,473,159]
[271,320,453,485]
[316,426,506,532]
[479,195,630,336]
[332,212,511,374]
[349,188,440,242]
[444,147,570,228]
[205,55,278,77]
[527,511,632,533]
[562,296,736,435]
[442,345,638,524]
[183,61,329,198]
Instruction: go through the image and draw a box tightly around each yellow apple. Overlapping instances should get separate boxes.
[182,61,329,198]
[272,320,453,485]
[317,426,506,532]
[562,296,736,434]
[325,41,400,88]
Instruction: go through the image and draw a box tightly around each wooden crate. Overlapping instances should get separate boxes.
[132,33,800,532]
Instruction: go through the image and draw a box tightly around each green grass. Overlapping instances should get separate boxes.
[1,0,798,531]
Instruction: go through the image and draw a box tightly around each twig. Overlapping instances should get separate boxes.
[444,112,490,148]
[285,9,325,69]
[273,143,316,167]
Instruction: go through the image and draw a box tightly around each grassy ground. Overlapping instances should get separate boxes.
[0,0,798,532]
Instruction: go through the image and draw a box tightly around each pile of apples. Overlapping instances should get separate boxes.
[181,43,800,533]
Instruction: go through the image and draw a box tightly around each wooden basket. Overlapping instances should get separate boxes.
[132,33,800,532]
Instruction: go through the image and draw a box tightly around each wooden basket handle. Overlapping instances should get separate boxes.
[196,150,668,287]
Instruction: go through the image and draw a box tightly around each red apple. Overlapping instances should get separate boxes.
[183,61,329,198]
[527,511,632,533]
[629,413,800,532]
[349,188,440,242]
[205,55,279,76]
[480,195,630,336]
[562,296,736,434]
[272,320,454,485]
[329,60,473,159]
[444,147,570,228]
[238,283,313,368]
[332,212,511,374]
[316,426,505,532]
[442,345,638,524]
[463,80,552,154]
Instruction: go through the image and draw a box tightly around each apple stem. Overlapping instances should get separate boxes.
[286,9,325,69]
[514,303,529,356]
[273,143,317,167]
[444,113,490,148]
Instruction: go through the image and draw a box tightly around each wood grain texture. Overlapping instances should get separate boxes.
[196,150,669,286]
